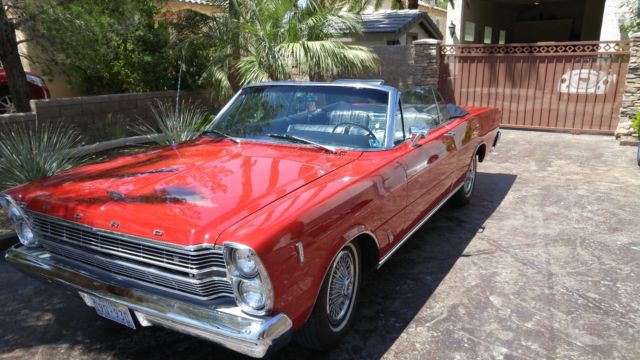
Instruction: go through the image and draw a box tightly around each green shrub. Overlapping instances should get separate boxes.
[134,99,212,146]
[24,0,177,94]
[632,110,640,136]
[0,122,85,190]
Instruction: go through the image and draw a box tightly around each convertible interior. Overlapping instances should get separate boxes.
[211,85,453,150]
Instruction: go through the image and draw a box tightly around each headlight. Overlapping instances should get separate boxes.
[223,243,273,316]
[26,74,45,88]
[0,194,39,248]
[237,278,266,310]
[232,248,258,277]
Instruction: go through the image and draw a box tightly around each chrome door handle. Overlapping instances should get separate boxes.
[445,131,456,137]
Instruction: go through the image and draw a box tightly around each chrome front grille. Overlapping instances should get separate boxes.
[29,211,233,300]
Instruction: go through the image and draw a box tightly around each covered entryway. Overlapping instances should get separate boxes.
[438,41,630,133]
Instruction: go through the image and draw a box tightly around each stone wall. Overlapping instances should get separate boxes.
[0,90,216,144]
[366,39,441,90]
[615,32,640,144]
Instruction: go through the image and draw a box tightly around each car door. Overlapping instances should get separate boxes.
[398,89,456,233]
[433,88,476,189]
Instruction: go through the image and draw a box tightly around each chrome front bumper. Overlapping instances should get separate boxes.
[4,245,293,358]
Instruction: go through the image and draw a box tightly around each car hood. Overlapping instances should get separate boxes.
[9,138,361,246]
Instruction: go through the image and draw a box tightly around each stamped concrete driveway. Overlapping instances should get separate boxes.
[1,130,639,360]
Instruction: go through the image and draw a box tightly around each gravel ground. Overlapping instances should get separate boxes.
[0,129,639,360]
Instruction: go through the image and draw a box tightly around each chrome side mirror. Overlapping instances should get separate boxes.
[410,127,429,147]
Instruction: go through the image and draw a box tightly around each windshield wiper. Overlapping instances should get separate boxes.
[267,133,336,154]
[201,129,240,144]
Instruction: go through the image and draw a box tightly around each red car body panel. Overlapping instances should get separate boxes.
[4,104,500,330]
[8,139,361,246]
[0,69,50,100]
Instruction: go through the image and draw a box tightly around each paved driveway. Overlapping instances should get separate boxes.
[1,130,639,360]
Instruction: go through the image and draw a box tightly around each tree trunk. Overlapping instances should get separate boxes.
[408,0,419,9]
[0,1,31,113]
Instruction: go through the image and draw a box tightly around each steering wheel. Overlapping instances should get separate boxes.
[331,122,377,139]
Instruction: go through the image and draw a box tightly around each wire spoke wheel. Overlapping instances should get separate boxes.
[463,155,477,196]
[326,246,357,331]
[0,95,16,115]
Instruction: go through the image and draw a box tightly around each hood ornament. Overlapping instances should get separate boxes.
[107,190,125,201]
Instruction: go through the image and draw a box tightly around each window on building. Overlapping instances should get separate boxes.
[464,21,475,42]
[407,33,418,44]
[484,26,492,44]
[499,30,506,44]
[387,39,401,46]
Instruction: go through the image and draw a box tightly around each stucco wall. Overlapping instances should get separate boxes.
[600,0,628,41]
[420,5,448,36]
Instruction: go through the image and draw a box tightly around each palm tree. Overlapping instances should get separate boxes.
[179,0,380,104]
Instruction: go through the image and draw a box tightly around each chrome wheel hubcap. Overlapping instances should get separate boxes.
[463,157,477,195]
[327,248,356,330]
[0,96,15,114]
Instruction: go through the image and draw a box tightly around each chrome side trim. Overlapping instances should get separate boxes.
[5,245,292,358]
[377,183,464,268]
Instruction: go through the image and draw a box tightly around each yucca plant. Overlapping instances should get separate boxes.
[0,121,85,191]
[134,99,213,146]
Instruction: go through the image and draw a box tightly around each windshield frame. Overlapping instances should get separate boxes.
[206,82,401,151]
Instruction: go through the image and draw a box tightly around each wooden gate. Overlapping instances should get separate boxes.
[438,41,630,134]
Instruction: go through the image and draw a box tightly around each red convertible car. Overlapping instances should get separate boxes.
[2,81,500,357]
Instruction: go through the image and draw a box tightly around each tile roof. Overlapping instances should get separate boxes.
[359,10,443,39]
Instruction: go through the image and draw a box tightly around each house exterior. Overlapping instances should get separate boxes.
[162,0,219,16]
[347,10,443,46]
[419,1,448,37]
[444,0,634,44]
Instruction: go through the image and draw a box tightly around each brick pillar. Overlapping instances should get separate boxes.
[412,39,441,88]
[615,32,640,143]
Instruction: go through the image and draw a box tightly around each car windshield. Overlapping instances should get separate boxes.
[208,85,390,150]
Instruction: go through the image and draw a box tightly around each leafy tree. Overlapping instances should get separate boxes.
[22,0,177,94]
[174,0,380,104]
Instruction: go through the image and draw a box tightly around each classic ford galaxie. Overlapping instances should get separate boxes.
[2,81,500,357]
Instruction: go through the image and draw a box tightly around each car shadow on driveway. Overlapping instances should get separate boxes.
[0,172,516,360]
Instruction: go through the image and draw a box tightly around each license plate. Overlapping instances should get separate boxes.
[87,295,136,329]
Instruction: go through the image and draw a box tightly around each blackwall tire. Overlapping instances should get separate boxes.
[295,242,361,351]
